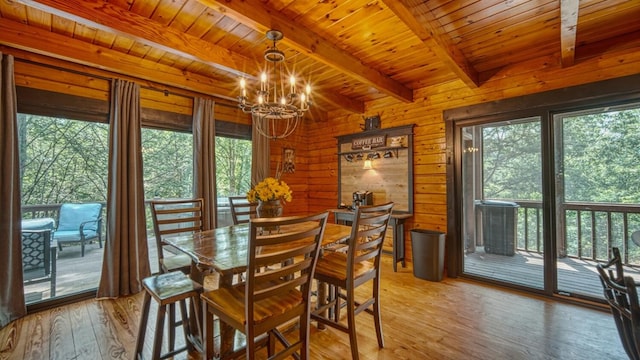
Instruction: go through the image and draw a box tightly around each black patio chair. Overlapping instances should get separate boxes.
[596,247,640,360]
[22,229,56,297]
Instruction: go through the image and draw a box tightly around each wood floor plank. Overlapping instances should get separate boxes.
[1,257,630,359]
[48,305,75,360]
[69,301,101,359]
[86,300,129,359]
[0,317,25,360]
[23,311,50,360]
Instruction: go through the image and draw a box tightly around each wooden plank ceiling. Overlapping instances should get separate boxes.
[1,0,639,116]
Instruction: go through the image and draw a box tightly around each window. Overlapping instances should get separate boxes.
[141,128,194,273]
[19,113,108,303]
[215,136,252,227]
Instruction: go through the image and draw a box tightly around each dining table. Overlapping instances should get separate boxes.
[163,220,353,359]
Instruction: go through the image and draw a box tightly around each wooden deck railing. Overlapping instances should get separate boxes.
[509,200,640,266]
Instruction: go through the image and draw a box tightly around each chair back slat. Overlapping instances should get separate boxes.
[596,247,640,360]
[246,212,328,335]
[150,198,204,264]
[346,202,394,281]
[229,196,257,225]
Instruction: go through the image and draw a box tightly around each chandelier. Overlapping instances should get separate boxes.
[238,30,312,139]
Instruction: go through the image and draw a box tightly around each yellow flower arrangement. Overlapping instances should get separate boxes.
[247,177,293,203]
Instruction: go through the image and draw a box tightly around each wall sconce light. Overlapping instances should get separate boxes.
[363,159,373,170]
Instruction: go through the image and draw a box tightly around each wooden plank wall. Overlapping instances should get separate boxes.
[6,42,640,267]
[304,43,640,263]
[8,47,248,126]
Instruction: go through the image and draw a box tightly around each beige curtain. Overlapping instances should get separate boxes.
[193,97,217,229]
[97,79,150,298]
[251,115,270,185]
[0,53,26,328]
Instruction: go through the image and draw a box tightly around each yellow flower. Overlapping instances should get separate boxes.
[246,177,293,202]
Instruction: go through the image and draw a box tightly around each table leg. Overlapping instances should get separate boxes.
[218,272,236,359]
[392,219,407,272]
[188,262,205,352]
[399,221,406,268]
[316,280,327,330]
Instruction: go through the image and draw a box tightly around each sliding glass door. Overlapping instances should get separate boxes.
[460,117,545,289]
[457,102,640,301]
[19,113,108,304]
[554,104,640,298]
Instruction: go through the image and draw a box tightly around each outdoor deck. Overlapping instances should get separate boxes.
[25,240,637,303]
[464,246,640,298]
[24,238,160,303]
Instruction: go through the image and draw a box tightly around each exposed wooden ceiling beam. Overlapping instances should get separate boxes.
[18,0,252,77]
[383,0,479,89]
[560,0,580,67]
[197,0,413,104]
[19,0,364,113]
[0,17,237,99]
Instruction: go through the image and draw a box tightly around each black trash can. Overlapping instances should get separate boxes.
[476,200,519,256]
[410,229,445,281]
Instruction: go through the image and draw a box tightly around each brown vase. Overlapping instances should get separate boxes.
[257,199,283,232]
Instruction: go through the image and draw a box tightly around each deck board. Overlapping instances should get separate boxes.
[464,246,640,298]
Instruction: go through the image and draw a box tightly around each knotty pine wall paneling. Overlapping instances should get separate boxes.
[305,43,640,268]
[10,49,248,126]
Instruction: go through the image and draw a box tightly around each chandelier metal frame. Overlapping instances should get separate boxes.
[238,30,312,139]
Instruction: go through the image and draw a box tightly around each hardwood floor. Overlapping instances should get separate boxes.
[2,257,627,359]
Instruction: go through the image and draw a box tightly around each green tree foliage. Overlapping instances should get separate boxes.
[141,128,193,199]
[20,115,252,206]
[19,114,109,205]
[482,119,542,201]
[562,108,640,203]
[215,136,252,197]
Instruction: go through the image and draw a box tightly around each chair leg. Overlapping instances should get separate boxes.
[152,303,166,360]
[80,240,85,257]
[373,280,384,348]
[300,311,310,360]
[346,289,359,360]
[135,292,152,359]
[203,300,215,360]
[178,299,193,352]
[333,286,341,321]
[168,303,176,352]
[268,331,276,357]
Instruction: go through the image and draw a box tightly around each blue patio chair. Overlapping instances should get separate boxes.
[55,203,103,257]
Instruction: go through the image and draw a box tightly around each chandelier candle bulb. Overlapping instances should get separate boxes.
[238,29,312,139]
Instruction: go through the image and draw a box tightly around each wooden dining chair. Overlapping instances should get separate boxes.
[596,247,640,360]
[228,196,257,225]
[311,202,394,360]
[149,198,204,274]
[200,211,329,360]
